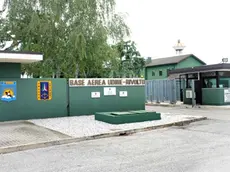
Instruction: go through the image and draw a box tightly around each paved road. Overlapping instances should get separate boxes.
[1,117,230,172]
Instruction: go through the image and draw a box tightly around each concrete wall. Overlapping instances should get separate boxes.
[69,86,145,116]
[184,88,229,105]
[202,88,226,105]
[0,78,68,121]
[0,78,145,121]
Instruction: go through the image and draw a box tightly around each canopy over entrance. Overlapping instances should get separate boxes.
[0,51,43,63]
[168,63,230,78]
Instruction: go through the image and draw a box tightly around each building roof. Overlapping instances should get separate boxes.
[0,51,43,55]
[145,54,206,67]
[168,63,230,76]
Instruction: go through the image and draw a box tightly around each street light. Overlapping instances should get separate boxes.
[222,58,228,63]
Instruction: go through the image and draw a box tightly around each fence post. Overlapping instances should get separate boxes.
[145,81,148,103]
[151,80,154,103]
[191,80,196,107]
[67,79,70,116]
[172,79,177,104]
[169,80,173,104]
[156,80,160,103]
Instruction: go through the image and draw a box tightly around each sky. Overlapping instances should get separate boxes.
[116,0,230,64]
[1,0,230,64]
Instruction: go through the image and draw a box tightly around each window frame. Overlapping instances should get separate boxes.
[159,70,163,76]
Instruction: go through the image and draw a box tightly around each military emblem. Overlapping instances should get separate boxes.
[37,81,52,100]
[0,81,17,102]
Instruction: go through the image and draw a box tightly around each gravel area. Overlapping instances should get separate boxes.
[29,113,204,138]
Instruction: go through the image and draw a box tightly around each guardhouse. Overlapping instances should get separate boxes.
[168,63,230,105]
[0,51,43,78]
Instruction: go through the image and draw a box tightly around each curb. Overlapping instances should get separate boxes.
[0,117,207,154]
[189,106,230,109]
[145,103,180,107]
[146,103,230,109]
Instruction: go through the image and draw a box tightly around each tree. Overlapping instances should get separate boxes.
[0,0,130,78]
[114,40,145,78]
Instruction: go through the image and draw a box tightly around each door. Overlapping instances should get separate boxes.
[195,80,202,105]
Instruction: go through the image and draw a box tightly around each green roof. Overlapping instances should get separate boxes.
[145,54,206,67]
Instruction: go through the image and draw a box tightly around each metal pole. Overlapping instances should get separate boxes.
[191,80,196,107]
[179,75,182,102]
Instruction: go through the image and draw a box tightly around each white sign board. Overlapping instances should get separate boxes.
[224,89,230,102]
[186,90,196,99]
[69,78,145,87]
[91,92,100,98]
[119,91,128,97]
[186,90,193,98]
[104,87,116,96]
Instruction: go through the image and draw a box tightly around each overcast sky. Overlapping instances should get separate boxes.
[116,0,230,64]
[1,0,230,64]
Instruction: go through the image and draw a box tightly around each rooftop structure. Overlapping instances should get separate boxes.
[173,39,186,55]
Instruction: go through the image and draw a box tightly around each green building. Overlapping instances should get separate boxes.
[145,54,206,80]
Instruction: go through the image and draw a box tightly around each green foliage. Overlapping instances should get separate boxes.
[0,0,130,78]
[114,40,145,78]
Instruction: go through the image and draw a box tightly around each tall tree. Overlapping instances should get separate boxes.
[114,40,145,78]
[0,0,130,78]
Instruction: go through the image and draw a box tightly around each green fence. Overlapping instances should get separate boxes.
[0,78,145,122]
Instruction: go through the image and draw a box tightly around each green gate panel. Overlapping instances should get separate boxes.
[0,78,67,121]
[69,86,145,116]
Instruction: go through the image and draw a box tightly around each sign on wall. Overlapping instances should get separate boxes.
[104,87,116,96]
[224,89,230,102]
[119,91,128,97]
[186,90,193,98]
[37,81,52,101]
[91,92,100,98]
[69,78,145,87]
[0,81,17,102]
[185,90,196,99]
